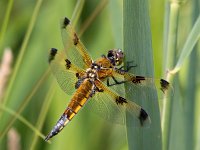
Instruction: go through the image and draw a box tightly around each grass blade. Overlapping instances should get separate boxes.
[123,0,162,149]
[0,105,46,141]
[171,15,200,74]
[79,0,108,37]
[0,69,50,140]
[71,0,85,26]
[1,0,44,108]
[0,0,14,54]
[30,83,55,149]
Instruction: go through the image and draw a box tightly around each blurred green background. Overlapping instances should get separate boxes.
[0,0,199,150]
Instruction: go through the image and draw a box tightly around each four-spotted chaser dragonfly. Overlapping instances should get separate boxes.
[45,17,172,141]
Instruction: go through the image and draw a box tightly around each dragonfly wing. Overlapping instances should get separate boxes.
[60,17,93,69]
[112,70,174,99]
[48,48,85,95]
[86,80,151,127]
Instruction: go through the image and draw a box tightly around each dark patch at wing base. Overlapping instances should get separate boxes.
[139,108,149,126]
[116,96,128,105]
[48,48,58,63]
[73,33,79,45]
[131,76,145,84]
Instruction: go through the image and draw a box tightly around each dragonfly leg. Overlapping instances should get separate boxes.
[107,76,127,87]
[126,61,137,71]
[90,83,103,97]
[117,61,137,73]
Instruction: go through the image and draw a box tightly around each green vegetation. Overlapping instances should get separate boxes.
[0,0,199,150]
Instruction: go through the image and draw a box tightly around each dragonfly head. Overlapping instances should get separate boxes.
[107,49,124,66]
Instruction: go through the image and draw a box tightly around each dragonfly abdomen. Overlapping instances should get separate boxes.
[65,79,93,120]
[45,79,93,141]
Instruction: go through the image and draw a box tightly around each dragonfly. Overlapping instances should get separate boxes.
[45,17,172,141]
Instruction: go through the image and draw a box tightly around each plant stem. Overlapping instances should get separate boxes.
[162,1,181,150]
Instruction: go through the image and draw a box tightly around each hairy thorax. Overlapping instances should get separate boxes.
[95,57,113,80]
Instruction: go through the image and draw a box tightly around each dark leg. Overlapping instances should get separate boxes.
[90,84,104,97]
[117,61,137,72]
[107,76,127,87]
[126,61,137,71]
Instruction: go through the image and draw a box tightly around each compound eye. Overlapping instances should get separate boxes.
[116,49,124,58]
[107,50,116,65]
[107,50,114,59]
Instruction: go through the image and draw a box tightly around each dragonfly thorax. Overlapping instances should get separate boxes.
[86,68,98,81]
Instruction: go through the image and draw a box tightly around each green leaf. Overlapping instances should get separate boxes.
[123,0,162,150]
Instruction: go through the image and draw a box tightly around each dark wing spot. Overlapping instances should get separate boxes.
[132,76,145,84]
[48,48,57,63]
[139,108,149,126]
[116,96,128,105]
[160,79,170,93]
[62,17,70,28]
[65,59,71,69]
[73,33,79,45]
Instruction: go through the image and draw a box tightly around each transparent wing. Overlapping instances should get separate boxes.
[85,80,151,127]
[60,17,92,70]
[48,48,85,95]
[112,70,174,99]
